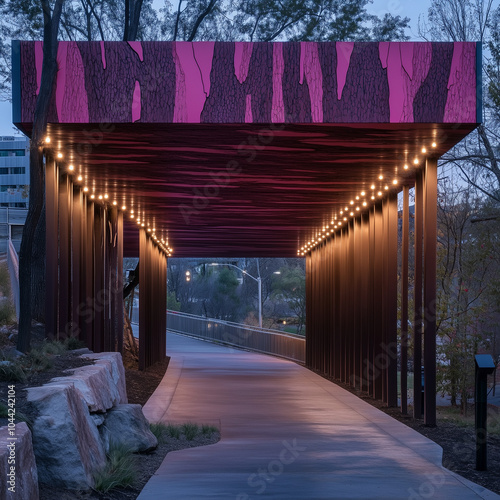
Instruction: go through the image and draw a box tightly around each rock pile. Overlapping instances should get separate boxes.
[13,351,156,492]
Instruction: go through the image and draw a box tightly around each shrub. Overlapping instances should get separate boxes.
[181,422,199,441]
[0,263,11,298]
[93,444,137,493]
[0,360,26,382]
[0,402,32,427]
[201,424,218,436]
[0,299,15,325]
[64,337,86,350]
[149,422,170,444]
[165,423,181,439]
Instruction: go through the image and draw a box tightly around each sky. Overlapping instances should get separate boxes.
[0,0,430,136]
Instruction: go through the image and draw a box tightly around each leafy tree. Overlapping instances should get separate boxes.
[200,267,241,321]
[272,265,306,334]
[420,0,500,204]
[167,291,181,311]
[435,176,499,412]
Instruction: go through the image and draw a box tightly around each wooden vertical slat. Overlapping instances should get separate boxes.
[401,185,410,414]
[45,154,59,340]
[424,158,438,426]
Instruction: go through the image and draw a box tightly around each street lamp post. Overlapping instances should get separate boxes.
[209,263,262,328]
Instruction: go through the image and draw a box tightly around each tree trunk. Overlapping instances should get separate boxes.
[31,202,46,322]
[17,0,64,353]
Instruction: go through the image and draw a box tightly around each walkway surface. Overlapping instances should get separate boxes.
[139,333,498,500]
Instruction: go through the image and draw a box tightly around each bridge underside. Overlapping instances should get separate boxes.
[13,41,480,425]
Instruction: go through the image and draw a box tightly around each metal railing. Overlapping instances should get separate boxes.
[166,310,305,363]
[7,238,19,320]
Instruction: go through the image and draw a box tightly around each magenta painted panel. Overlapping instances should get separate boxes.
[17,41,478,125]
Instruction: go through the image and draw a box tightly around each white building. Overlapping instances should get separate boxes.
[0,135,29,252]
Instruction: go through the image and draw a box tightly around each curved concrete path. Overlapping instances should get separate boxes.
[140,333,498,500]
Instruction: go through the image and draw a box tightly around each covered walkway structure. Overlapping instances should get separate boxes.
[139,332,498,499]
[13,41,481,426]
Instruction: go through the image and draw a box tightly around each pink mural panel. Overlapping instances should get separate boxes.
[17,41,478,125]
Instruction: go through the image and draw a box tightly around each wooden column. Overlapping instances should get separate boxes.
[424,158,438,426]
[115,211,124,353]
[45,154,59,340]
[85,198,95,348]
[71,185,83,341]
[401,185,410,414]
[414,171,424,419]
[93,205,105,352]
[139,228,149,370]
[386,192,398,408]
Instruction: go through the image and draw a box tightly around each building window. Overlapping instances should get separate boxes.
[0,150,25,157]
[0,185,17,192]
[10,225,24,240]
[10,167,25,175]
[0,168,8,175]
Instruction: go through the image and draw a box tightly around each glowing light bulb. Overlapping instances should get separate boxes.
[363,201,367,207]
[422,147,427,154]
[404,164,409,170]
[104,194,108,199]
[122,205,126,211]
[350,200,354,205]
[414,158,419,165]
[371,184,375,190]
[90,194,95,199]
[392,179,398,185]
[432,142,437,148]
[45,137,51,144]
[378,191,383,196]
[83,186,89,192]
[68,164,74,171]
[112,201,117,206]
[57,152,63,159]
[98,195,103,200]
[378,174,383,180]
[77,175,83,182]
[384,185,389,190]
[361,191,365,196]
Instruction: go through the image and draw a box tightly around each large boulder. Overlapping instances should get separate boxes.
[0,422,39,500]
[100,404,158,454]
[82,352,128,404]
[48,364,120,413]
[26,383,106,490]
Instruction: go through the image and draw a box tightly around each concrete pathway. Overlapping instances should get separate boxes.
[139,333,498,500]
